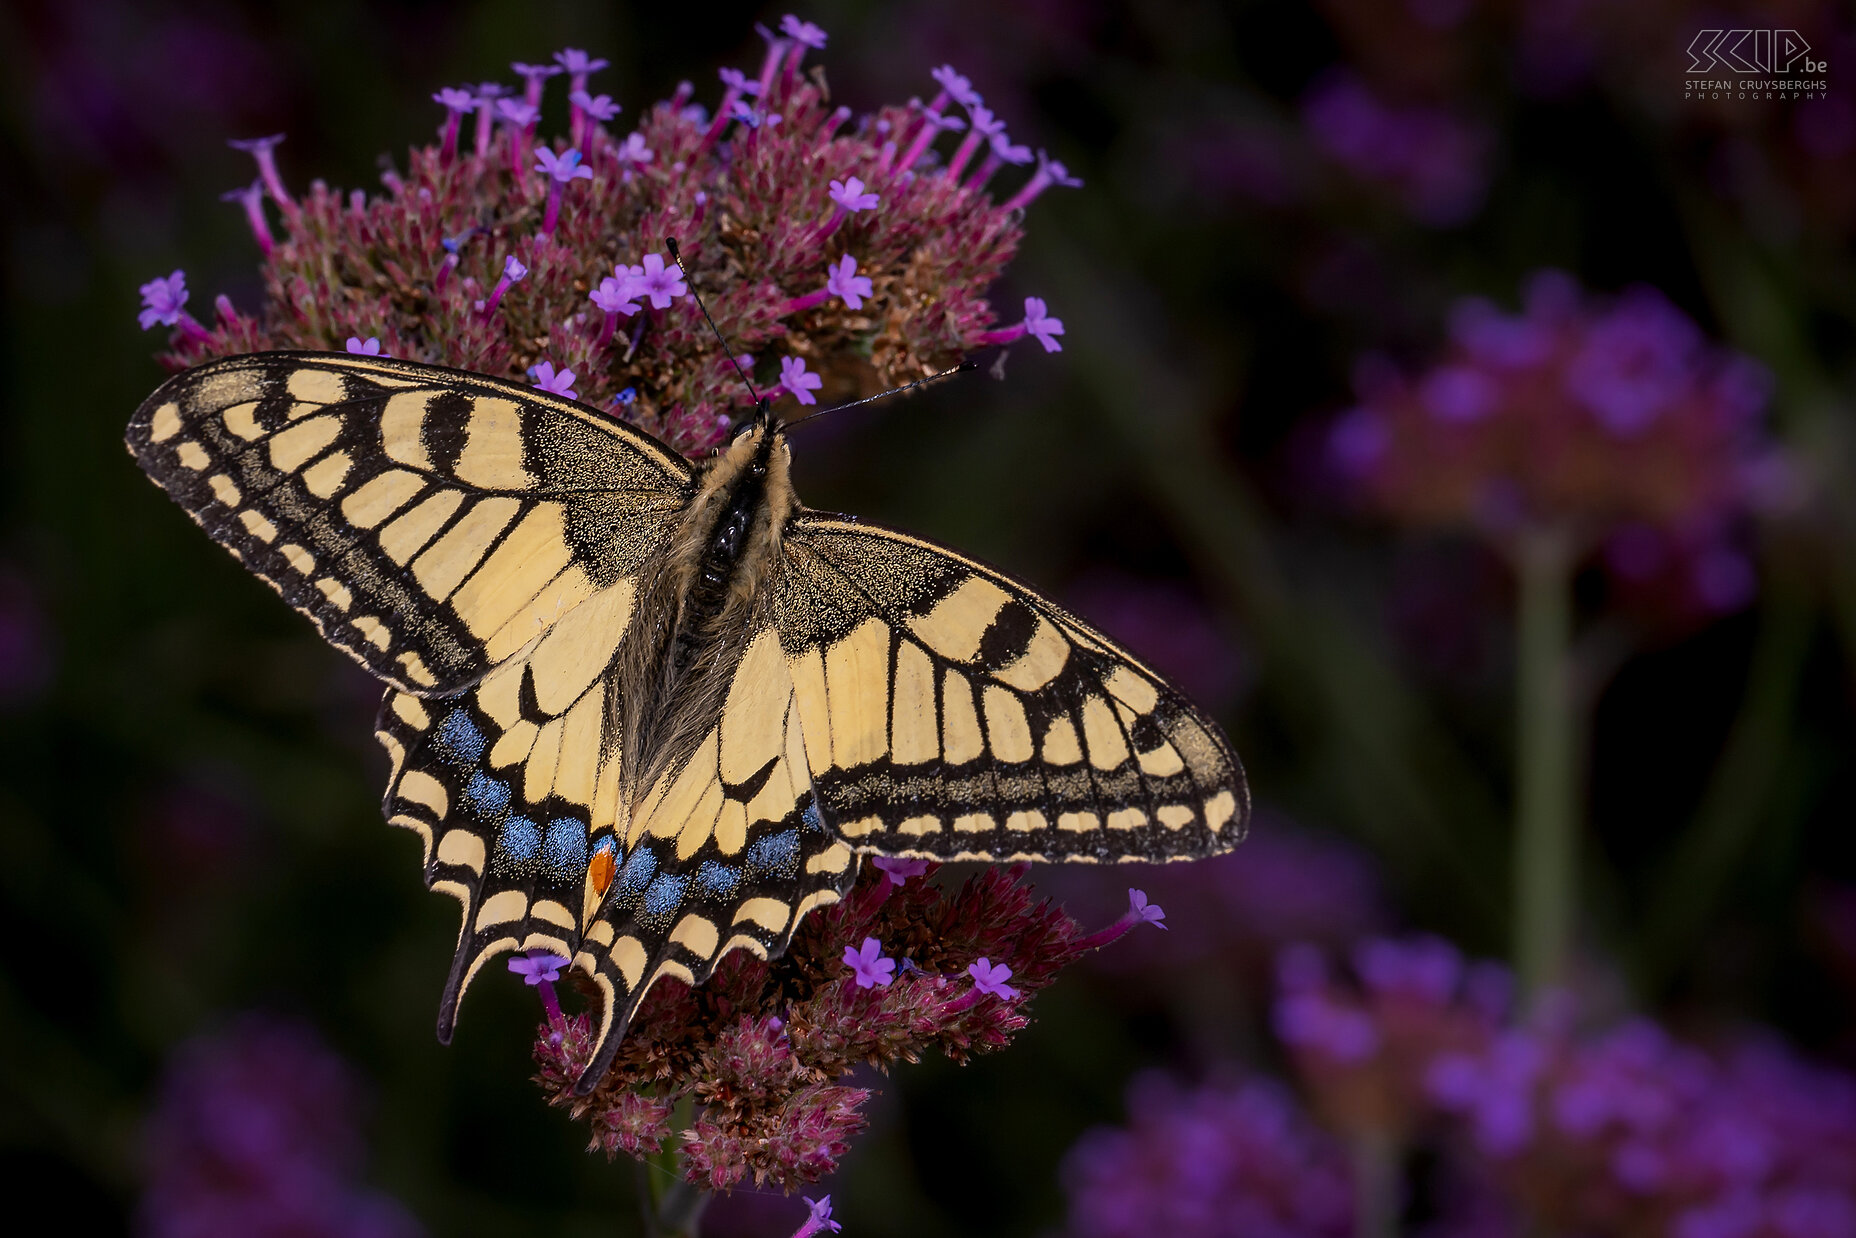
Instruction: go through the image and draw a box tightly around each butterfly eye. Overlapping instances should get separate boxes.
[730,419,757,444]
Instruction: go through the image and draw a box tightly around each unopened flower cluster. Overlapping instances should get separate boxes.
[139,17,1073,457]
[1328,270,1791,613]
[528,859,1164,1191]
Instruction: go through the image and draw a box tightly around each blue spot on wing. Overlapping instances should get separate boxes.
[745,829,799,879]
[695,860,740,900]
[642,873,688,927]
[801,800,823,834]
[433,710,487,767]
[615,847,657,901]
[464,772,511,820]
[543,817,587,881]
[497,815,541,868]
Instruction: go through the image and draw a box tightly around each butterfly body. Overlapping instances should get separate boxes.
[128,352,1248,1088]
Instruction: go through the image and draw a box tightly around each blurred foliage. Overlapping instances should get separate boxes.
[2,0,1854,1235]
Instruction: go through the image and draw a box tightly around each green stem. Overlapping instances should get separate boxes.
[1351,1131,1400,1238]
[1513,525,1578,998]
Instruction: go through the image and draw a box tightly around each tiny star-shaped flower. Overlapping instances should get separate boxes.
[728,100,764,128]
[780,14,828,48]
[613,387,637,406]
[528,361,578,399]
[590,275,640,316]
[552,48,608,75]
[635,253,687,308]
[534,147,593,182]
[1128,888,1167,930]
[137,269,189,329]
[843,937,896,988]
[345,336,387,356]
[780,355,823,405]
[825,254,874,310]
[511,60,564,83]
[719,67,763,96]
[615,133,653,163]
[227,133,284,156]
[1037,149,1085,188]
[968,958,1021,1000]
[432,86,475,113]
[495,98,539,127]
[920,106,966,132]
[475,82,511,102]
[796,1195,842,1236]
[872,856,929,887]
[966,105,1005,138]
[570,91,621,121]
[508,950,570,984]
[502,255,529,282]
[1023,297,1065,353]
[990,131,1033,164]
[931,64,982,107]
[829,176,879,211]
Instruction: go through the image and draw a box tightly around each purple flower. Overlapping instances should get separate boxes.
[345,337,387,356]
[591,276,640,317]
[718,67,763,97]
[535,146,593,183]
[1127,888,1166,929]
[990,131,1034,165]
[432,86,474,114]
[828,176,879,211]
[1023,297,1066,353]
[1273,989,1381,1062]
[1564,288,1703,436]
[825,254,873,309]
[508,951,569,984]
[495,98,539,129]
[228,133,294,212]
[842,936,895,988]
[872,855,929,887]
[968,958,1021,1000]
[511,60,563,108]
[220,181,273,256]
[780,355,823,405]
[552,48,607,77]
[1002,149,1084,213]
[614,133,653,164]
[779,15,828,49]
[569,91,621,122]
[1420,364,1496,422]
[138,270,190,329]
[794,1194,842,1238]
[528,361,578,400]
[634,253,687,309]
[1353,935,1462,1002]
[931,64,982,108]
[480,254,526,320]
[729,100,765,129]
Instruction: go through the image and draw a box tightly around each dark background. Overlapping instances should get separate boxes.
[3,1,1854,1234]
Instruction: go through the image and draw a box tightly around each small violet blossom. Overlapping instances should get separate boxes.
[432,86,474,162]
[829,176,879,211]
[534,147,592,235]
[931,64,982,109]
[511,60,562,108]
[479,255,526,320]
[719,67,763,97]
[843,936,896,988]
[634,253,687,309]
[968,958,1021,1000]
[138,269,205,340]
[529,361,578,400]
[345,337,387,356]
[872,856,930,887]
[228,133,294,212]
[826,254,873,309]
[979,296,1065,354]
[780,15,828,49]
[779,355,823,405]
[220,181,273,255]
[1002,149,1084,213]
[793,1195,841,1238]
[1074,888,1167,951]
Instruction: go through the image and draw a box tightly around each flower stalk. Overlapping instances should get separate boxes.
[1512,523,1577,1000]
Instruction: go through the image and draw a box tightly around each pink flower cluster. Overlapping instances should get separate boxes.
[138,21,1075,457]
[529,861,1165,1192]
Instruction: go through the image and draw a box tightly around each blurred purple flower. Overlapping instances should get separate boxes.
[1023,296,1065,352]
[344,337,386,356]
[228,133,294,212]
[872,856,930,887]
[1301,70,1489,226]
[570,91,620,122]
[138,269,190,329]
[140,1016,423,1238]
[931,64,981,108]
[793,1194,842,1237]
[534,146,591,183]
[528,361,577,399]
[828,176,879,212]
[1060,1071,1353,1238]
[779,15,827,49]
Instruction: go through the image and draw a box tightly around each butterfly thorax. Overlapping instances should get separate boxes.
[612,421,798,817]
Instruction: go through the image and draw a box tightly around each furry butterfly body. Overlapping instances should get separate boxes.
[127,351,1248,1087]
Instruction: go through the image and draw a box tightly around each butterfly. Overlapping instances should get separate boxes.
[127,351,1249,1089]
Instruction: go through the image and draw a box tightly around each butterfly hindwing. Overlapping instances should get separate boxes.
[571,619,857,1079]
[126,351,694,694]
[773,516,1249,862]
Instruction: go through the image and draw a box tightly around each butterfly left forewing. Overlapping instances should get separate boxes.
[772,516,1249,862]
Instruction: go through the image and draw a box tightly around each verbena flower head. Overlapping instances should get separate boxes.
[1060,1071,1354,1238]
[533,862,1152,1191]
[138,270,190,329]
[1301,69,1491,226]
[1327,271,1791,615]
[146,30,1069,457]
[140,1015,422,1238]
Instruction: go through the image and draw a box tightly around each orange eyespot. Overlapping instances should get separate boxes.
[588,847,616,896]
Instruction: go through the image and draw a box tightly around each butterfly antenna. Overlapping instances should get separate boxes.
[665,237,759,406]
[783,360,980,430]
